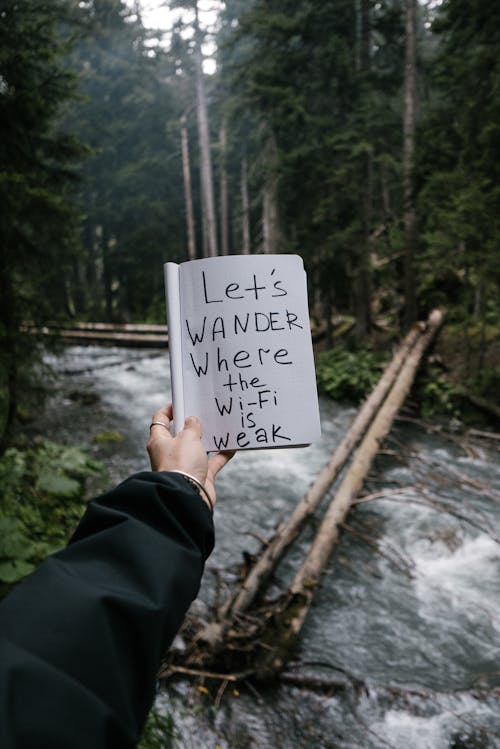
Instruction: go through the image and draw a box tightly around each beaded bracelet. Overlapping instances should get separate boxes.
[168,470,214,513]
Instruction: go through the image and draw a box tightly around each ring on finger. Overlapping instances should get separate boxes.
[149,421,170,431]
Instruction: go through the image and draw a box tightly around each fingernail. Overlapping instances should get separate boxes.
[184,416,198,427]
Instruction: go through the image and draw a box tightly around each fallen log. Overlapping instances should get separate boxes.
[461,391,500,423]
[198,323,423,648]
[52,329,168,347]
[255,308,443,676]
[26,322,168,348]
[467,428,500,442]
[49,321,167,333]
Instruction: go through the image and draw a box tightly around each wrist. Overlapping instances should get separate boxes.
[168,470,214,512]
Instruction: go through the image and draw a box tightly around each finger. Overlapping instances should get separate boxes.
[182,415,202,440]
[152,404,173,422]
[208,450,235,479]
[149,404,173,435]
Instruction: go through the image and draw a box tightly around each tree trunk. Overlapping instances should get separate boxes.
[354,0,372,340]
[200,323,423,647]
[194,2,218,257]
[354,0,371,69]
[262,132,281,253]
[101,229,113,321]
[403,0,418,328]
[219,122,229,255]
[181,118,196,261]
[241,155,251,254]
[263,309,443,673]
[0,260,18,450]
[262,178,280,253]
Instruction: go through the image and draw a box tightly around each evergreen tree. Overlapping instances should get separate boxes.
[0,0,84,442]
[66,0,185,321]
[417,0,500,331]
[223,0,407,337]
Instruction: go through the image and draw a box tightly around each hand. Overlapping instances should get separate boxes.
[147,404,234,509]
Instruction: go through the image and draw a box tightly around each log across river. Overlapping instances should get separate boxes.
[36,322,500,748]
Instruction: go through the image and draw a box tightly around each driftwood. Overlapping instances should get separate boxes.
[252,309,443,675]
[198,323,423,649]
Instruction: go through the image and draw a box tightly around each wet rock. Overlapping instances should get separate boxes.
[68,389,100,406]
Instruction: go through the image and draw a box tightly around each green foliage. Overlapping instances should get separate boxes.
[0,443,104,595]
[417,368,463,420]
[316,348,388,403]
[417,0,500,327]
[0,0,85,441]
[224,0,406,335]
[474,367,500,403]
[138,706,180,749]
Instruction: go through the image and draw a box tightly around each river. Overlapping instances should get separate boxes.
[41,345,500,748]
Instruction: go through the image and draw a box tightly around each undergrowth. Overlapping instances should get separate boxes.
[138,706,180,749]
[0,442,105,597]
[315,348,388,403]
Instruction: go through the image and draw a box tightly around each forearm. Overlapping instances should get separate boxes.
[0,471,214,749]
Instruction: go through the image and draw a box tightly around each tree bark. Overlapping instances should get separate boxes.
[262,132,281,253]
[354,0,372,340]
[241,155,251,254]
[219,122,229,255]
[181,118,196,261]
[403,0,418,328]
[101,228,113,321]
[262,178,279,253]
[194,2,218,257]
[0,258,18,450]
[200,323,423,647]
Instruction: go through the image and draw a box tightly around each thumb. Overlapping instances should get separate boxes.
[208,450,235,480]
[183,415,202,440]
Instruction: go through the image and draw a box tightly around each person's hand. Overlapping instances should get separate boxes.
[147,404,234,509]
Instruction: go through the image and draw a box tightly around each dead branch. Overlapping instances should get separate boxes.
[341,521,416,578]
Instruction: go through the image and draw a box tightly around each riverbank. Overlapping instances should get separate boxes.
[314,322,500,429]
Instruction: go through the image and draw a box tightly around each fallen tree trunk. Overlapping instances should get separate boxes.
[256,309,443,675]
[199,323,423,648]
[461,391,500,423]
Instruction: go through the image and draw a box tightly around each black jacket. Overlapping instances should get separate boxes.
[0,471,214,748]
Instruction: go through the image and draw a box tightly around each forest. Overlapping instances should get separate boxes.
[2,2,500,745]
[1,0,499,445]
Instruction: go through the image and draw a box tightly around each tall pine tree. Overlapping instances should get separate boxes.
[66,0,185,320]
[0,0,84,443]
[417,0,500,332]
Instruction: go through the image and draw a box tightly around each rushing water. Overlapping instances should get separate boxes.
[40,346,500,748]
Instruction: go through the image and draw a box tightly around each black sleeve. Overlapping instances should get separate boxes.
[0,471,214,749]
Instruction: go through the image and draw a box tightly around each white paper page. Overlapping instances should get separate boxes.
[164,262,185,433]
[178,254,321,451]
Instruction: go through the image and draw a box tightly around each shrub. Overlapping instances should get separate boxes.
[316,349,388,403]
[0,442,104,596]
